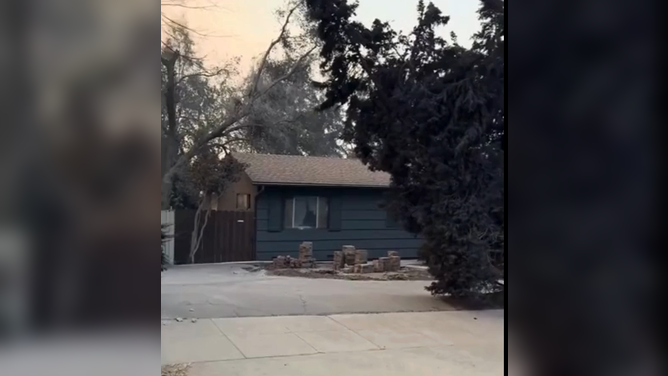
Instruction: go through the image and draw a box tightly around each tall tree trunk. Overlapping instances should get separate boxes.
[188,196,211,264]
[161,50,180,209]
[161,141,179,209]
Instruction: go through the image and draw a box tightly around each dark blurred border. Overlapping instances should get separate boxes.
[0,0,160,348]
[510,0,662,375]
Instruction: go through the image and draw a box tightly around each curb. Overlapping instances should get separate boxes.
[168,261,273,267]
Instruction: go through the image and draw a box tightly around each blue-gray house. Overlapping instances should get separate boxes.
[211,153,423,261]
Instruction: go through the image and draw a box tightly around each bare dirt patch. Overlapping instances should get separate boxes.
[266,264,504,309]
[162,364,190,376]
[266,265,433,281]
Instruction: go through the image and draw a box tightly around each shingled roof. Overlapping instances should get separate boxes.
[231,152,390,188]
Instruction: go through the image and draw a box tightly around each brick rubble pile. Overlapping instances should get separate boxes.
[271,241,317,269]
[335,247,401,274]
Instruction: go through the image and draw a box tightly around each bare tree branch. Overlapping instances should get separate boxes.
[162,14,236,39]
[162,14,208,37]
[162,4,318,188]
[164,45,316,184]
[210,137,247,149]
[162,3,217,11]
[251,46,317,101]
[177,67,231,85]
[248,3,300,99]
[161,0,226,10]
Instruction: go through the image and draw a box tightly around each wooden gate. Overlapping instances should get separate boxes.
[173,210,255,264]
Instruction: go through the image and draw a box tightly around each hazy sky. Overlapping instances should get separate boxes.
[162,0,481,71]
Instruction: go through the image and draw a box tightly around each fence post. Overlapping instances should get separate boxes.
[161,210,175,265]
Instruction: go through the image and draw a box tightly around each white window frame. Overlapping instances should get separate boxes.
[237,193,251,210]
[287,196,326,229]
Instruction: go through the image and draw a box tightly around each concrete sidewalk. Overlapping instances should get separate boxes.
[162,310,504,376]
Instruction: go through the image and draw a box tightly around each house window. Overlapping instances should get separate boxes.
[236,194,251,210]
[284,197,328,229]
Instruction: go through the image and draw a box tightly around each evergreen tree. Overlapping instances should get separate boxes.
[304,0,504,296]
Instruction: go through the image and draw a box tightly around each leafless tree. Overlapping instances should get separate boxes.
[160,1,317,206]
[161,0,224,39]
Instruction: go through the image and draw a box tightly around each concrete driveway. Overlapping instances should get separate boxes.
[161,264,452,319]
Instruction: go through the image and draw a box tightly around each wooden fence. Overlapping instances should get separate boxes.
[161,210,175,264]
[173,210,255,264]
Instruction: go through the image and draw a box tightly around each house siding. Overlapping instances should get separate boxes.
[255,186,422,260]
[209,172,257,211]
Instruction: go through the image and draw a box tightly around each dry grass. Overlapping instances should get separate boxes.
[161,364,190,376]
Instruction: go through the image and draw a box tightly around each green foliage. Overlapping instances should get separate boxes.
[304,0,505,297]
